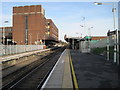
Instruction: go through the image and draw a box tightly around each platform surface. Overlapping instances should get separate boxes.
[1,49,50,62]
[70,50,119,88]
[42,49,73,88]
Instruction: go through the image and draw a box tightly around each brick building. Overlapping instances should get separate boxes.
[0,27,12,45]
[46,19,58,41]
[13,5,46,45]
[12,5,59,45]
[91,36,107,40]
[89,36,107,43]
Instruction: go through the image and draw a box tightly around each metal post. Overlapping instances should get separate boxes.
[3,27,5,45]
[68,39,71,49]
[3,27,6,55]
[6,38,8,55]
[112,3,116,31]
[88,28,90,53]
[88,39,90,53]
[83,17,85,32]
[116,30,119,64]
[79,40,81,53]
[72,39,74,50]
[114,37,117,63]
[68,38,70,48]
[112,3,117,63]
[3,21,8,45]
[12,41,14,54]
[107,35,109,60]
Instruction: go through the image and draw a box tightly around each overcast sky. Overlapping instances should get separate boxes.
[0,0,119,41]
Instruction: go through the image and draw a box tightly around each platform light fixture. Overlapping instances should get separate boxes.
[94,2,119,64]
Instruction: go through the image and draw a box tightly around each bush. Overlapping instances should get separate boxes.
[91,46,114,59]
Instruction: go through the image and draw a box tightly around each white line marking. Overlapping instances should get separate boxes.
[61,60,64,63]
[41,49,66,89]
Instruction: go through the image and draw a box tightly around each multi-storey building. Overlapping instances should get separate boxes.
[13,5,46,45]
[46,19,58,41]
[1,5,59,45]
[0,27,12,45]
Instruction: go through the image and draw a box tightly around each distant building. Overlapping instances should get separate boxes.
[12,5,59,45]
[1,5,59,45]
[84,36,107,43]
[0,27,12,45]
[12,5,46,45]
[91,36,107,42]
[46,19,58,41]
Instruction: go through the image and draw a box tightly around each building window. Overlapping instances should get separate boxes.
[0,33,2,36]
[25,16,28,29]
[0,28,2,31]
[48,22,50,25]
[6,28,12,31]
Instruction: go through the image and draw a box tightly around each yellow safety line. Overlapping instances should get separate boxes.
[69,49,79,90]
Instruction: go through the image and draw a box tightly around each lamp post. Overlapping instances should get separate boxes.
[80,25,93,53]
[76,32,81,53]
[88,27,93,52]
[2,21,9,55]
[94,2,119,64]
[94,2,116,30]
[88,27,93,37]
[2,21,8,45]
[81,16,85,31]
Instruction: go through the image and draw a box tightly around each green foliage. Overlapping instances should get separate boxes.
[91,46,114,59]
[91,47,106,55]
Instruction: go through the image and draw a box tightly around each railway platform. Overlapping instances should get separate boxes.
[1,48,50,62]
[41,49,74,88]
[70,50,119,88]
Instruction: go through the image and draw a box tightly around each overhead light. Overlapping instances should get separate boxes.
[94,2,103,5]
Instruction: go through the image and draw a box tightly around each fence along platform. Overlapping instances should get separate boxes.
[1,48,50,62]
[0,45,44,57]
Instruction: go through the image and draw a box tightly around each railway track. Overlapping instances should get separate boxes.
[2,47,66,89]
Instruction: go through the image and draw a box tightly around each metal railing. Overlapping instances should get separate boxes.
[0,45,44,56]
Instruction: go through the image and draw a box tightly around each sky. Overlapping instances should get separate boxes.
[0,0,119,41]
